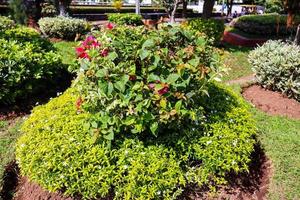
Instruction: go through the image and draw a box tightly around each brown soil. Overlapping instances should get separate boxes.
[3,144,270,200]
[243,85,300,119]
[226,74,256,86]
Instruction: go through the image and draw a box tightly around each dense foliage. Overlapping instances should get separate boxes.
[186,18,225,45]
[74,25,223,144]
[0,16,16,32]
[232,14,300,35]
[38,16,90,40]
[16,83,256,199]
[16,25,256,199]
[249,40,300,101]
[0,26,64,104]
[107,13,143,26]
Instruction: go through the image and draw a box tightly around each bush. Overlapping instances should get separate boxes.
[249,40,300,101]
[16,25,256,199]
[38,16,90,40]
[0,26,64,104]
[16,83,256,199]
[0,16,16,32]
[186,18,225,44]
[107,13,143,26]
[232,14,300,36]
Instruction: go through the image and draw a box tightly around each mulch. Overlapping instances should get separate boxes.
[243,85,300,119]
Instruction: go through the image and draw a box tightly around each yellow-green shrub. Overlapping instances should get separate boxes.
[16,83,256,199]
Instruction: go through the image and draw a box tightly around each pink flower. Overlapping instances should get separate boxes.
[101,48,109,57]
[148,83,155,90]
[106,22,114,30]
[75,47,89,59]
[82,35,101,49]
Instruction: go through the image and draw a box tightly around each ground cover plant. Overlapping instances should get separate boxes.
[38,16,90,40]
[186,18,225,45]
[249,40,300,101]
[0,25,67,104]
[107,13,143,26]
[15,25,256,199]
[232,14,300,36]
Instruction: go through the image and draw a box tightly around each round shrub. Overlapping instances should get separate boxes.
[107,13,143,26]
[16,83,256,199]
[38,16,90,40]
[249,40,300,101]
[0,26,64,104]
[231,14,300,36]
[186,18,225,45]
[0,16,16,32]
[16,25,256,199]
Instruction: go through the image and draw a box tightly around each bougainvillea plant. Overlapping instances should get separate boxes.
[74,24,224,147]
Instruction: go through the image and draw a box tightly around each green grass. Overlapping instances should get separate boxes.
[53,41,78,66]
[0,118,24,190]
[253,110,300,200]
[221,43,253,81]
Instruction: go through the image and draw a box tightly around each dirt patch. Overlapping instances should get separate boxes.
[243,85,300,119]
[181,143,271,200]
[226,74,256,86]
[0,161,19,200]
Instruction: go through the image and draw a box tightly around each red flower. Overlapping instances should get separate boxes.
[158,84,169,95]
[75,47,89,59]
[76,97,83,110]
[101,48,109,57]
[129,75,136,81]
[106,22,114,30]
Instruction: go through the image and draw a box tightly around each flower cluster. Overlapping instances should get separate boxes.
[75,23,115,60]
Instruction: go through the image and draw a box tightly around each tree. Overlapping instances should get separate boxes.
[284,0,300,28]
[202,0,215,19]
[54,0,71,16]
[160,0,181,23]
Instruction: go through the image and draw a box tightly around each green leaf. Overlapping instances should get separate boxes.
[160,99,167,109]
[108,51,118,60]
[95,69,107,78]
[114,81,125,92]
[175,100,182,112]
[167,73,180,84]
[142,39,155,49]
[107,82,114,95]
[103,131,114,140]
[139,49,150,60]
[150,122,158,135]
[148,73,160,82]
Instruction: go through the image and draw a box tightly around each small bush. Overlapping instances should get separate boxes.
[0,26,64,104]
[16,83,256,199]
[16,25,256,199]
[186,18,225,44]
[0,16,16,32]
[38,16,90,40]
[249,40,300,101]
[107,13,143,26]
[232,14,300,36]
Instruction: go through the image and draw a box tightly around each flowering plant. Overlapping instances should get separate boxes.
[74,25,223,146]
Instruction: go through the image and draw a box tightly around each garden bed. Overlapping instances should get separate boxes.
[243,85,300,119]
[222,31,267,47]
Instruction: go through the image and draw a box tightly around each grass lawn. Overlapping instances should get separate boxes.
[53,41,78,66]
[221,43,253,81]
[0,118,24,190]
[253,110,300,200]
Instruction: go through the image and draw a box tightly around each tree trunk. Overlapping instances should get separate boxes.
[169,0,180,23]
[294,25,300,45]
[227,0,233,16]
[182,0,187,18]
[202,0,215,19]
[135,0,140,14]
[34,0,43,21]
[287,10,295,28]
